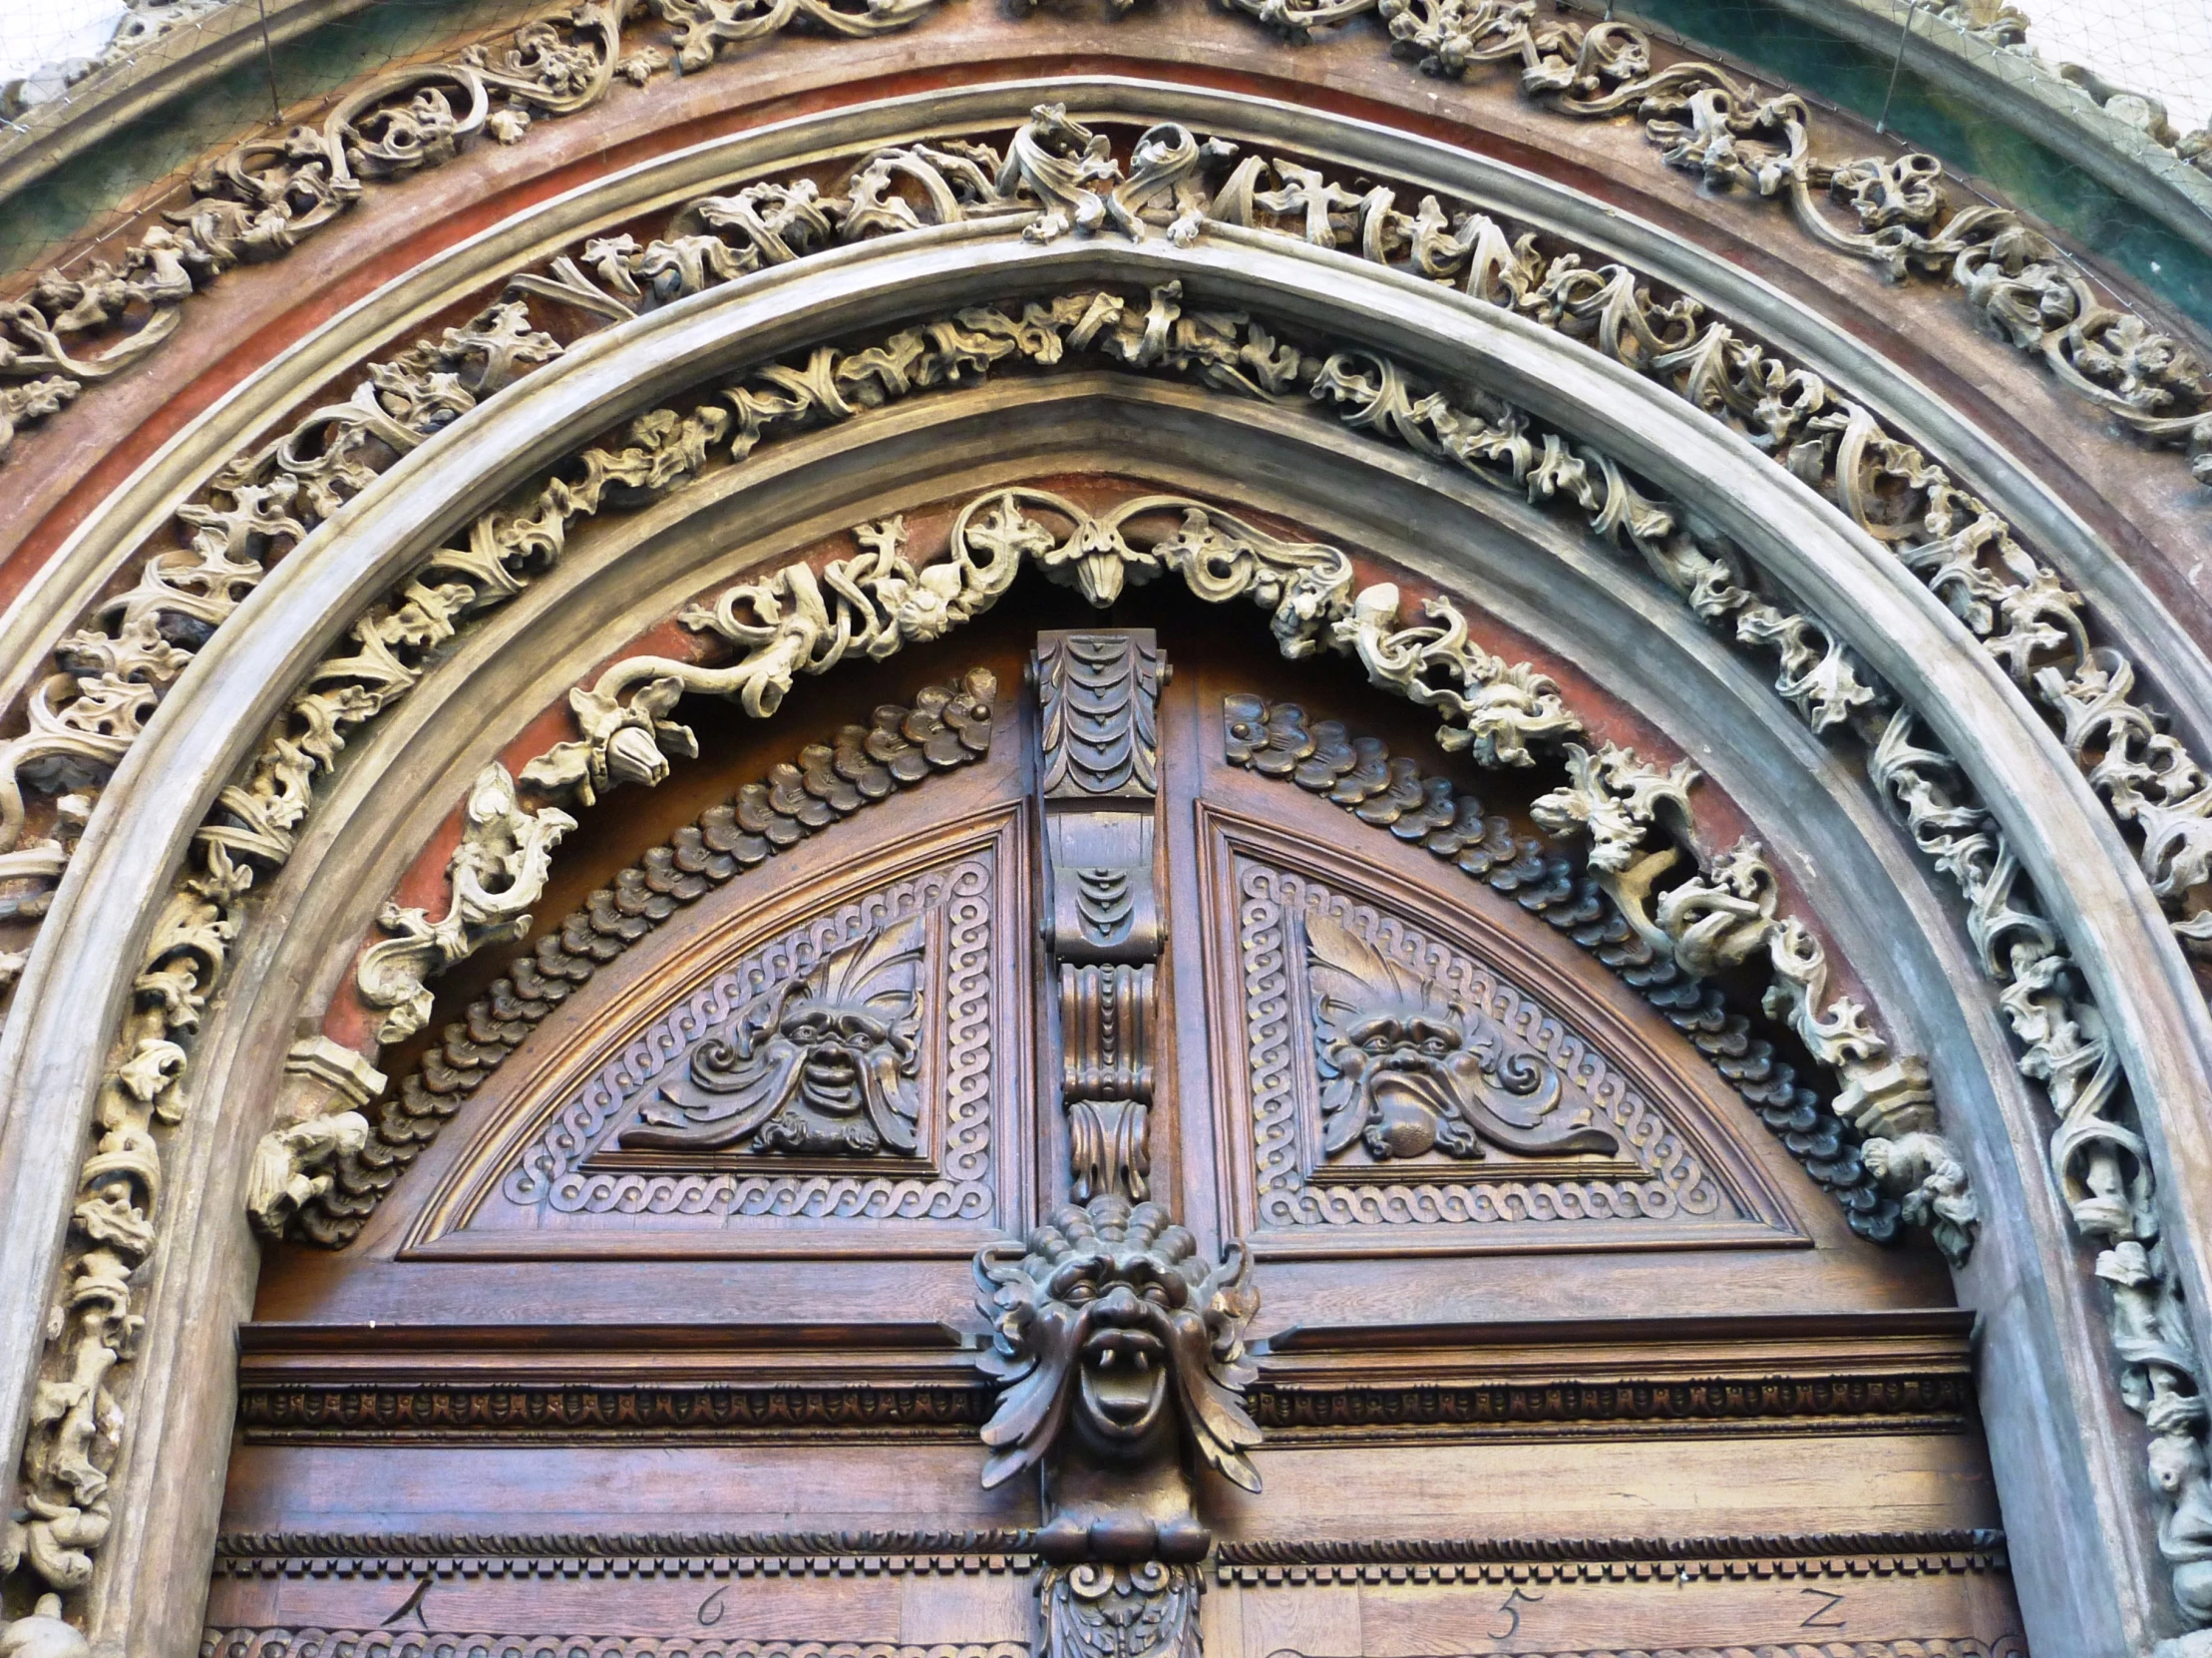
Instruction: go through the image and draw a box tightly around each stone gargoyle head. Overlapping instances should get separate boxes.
[973,1195,1262,1493]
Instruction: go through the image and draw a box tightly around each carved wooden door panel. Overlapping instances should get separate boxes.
[207,585,2025,1658]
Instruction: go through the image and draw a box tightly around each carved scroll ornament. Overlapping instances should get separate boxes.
[10,101,2205,1030]
[355,765,575,1044]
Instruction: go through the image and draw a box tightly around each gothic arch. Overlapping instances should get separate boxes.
[0,38,2208,1658]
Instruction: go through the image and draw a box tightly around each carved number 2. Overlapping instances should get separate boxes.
[1798,1587,1847,1630]
[1489,1587,1542,1641]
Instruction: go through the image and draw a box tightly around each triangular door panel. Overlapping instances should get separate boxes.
[1199,807,1804,1255]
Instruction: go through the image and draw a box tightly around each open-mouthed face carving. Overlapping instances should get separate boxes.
[974,1196,1262,1492]
[620,915,925,1155]
[1305,911,1621,1163]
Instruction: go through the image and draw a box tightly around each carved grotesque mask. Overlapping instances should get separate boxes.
[974,1195,1262,1492]
[1305,910,1621,1163]
[621,915,925,1155]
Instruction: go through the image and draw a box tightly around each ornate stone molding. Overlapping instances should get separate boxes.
[294,674,995,1245]
[0,300,561,994]
[0,271,2173,1639]
[237,1384,989,1440]
[11,102,2209,1026]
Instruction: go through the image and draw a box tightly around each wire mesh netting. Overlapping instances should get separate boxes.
[0,0,2205,312]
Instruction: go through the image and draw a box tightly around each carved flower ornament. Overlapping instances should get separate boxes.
[620,914,925,1155]
[1304,910,1620,1163]
[974,1196,1263,1495]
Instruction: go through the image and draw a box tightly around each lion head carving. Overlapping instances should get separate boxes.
[973,1195,1262,1493]
[1305,910,1620,1163]
[621,914,925,1155]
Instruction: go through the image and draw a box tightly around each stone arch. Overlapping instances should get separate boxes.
[0,70,2206,1658]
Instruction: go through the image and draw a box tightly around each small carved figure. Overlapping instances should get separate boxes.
[974,1194,1261,1496]
[622,915,926,1155]
[1304,911,1618,1162]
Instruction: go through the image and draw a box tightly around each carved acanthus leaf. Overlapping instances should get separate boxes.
[355,766,575,1045]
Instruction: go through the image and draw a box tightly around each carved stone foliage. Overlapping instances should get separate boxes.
[510,107,2212,960]
[297,675,993,1243]
[1222,699,1931,1244]
[0,0,950,466]
[1868,707,2212,1631]
[621,914,927,1157]
[974,1194,1263,1498]
[0,300,560,987]
[243,1036,384,1238]
[355,765,575,1044]
[1235,857,1728,1229]
[567,470,1575,796]
[498,849,996,1225]
[1304,910,1622,1164]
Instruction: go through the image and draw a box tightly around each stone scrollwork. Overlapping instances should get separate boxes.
[1870,707,2212,1626]
[620,914,927,1156]
[1040,1560,1203,1658]
[1303,910,1619,1163]
[243,1036,385,1238]
[355,765,576,1045]
[0,301,560,997]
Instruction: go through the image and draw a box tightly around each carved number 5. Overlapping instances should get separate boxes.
[1489,1587,1542,1641]
[699,1585,728,1627]
[1798,1587,1846,1630]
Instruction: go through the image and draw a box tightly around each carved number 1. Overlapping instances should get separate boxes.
[1489,1587,1542,1641]
[1798,1587,1847,1630]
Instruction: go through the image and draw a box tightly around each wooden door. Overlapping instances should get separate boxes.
[206,577,2024,1658]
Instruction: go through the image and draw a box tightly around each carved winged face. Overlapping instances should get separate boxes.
[1304,911,1620,1163]
[620,915,925,1156]
[974,1195,1262,1493]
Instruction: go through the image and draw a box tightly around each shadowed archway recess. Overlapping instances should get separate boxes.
[0,34,2208,1658]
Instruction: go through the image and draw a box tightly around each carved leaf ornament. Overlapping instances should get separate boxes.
[9,100,2212,1014]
